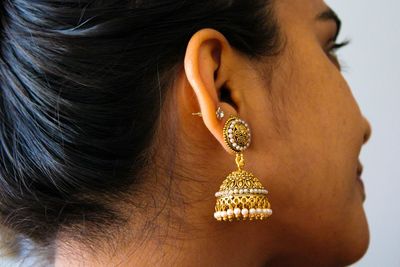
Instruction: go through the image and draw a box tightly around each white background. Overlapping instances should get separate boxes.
[326,0,400,266]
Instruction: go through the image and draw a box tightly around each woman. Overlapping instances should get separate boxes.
[0,0,372,266]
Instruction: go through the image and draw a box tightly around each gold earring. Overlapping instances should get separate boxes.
[214,115,272,221]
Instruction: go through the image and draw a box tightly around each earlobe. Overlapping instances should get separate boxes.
[183,28,238,153]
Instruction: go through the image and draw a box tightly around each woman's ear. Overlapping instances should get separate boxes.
[183,28,238,154]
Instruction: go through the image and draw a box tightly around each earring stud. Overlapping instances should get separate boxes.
[216,106,225,120]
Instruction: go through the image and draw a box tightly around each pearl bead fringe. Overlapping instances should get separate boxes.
[214,208,273,221]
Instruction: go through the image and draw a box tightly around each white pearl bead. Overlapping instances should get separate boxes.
[234,208,241,216]
[215,192,219,197]
[249,208,256,215]
[228,129,233,133]
[230,138,235,143]
[241,208,249,216]
[266,209,272,215]
[214,212,220,219]
[244,188,248,193]
[232,143,237,147]
[239,189,243,194]
[256,208,262,214]
[234,189,238,194]
[221,211,227,218]
[227,209,234,216]
[250,189,254,193]
[262,209,268,214]
[228,134,233,138]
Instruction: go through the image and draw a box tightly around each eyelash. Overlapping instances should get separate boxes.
[327,39,350,68]
[328,39,350,57]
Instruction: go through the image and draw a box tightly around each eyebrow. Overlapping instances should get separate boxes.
[316,8,342,41]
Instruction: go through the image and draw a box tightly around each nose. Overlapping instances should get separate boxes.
[362,116,372,145]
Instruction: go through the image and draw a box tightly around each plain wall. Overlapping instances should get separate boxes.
[326,0,400,266]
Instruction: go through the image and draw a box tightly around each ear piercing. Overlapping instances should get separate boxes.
[191,106,225,120]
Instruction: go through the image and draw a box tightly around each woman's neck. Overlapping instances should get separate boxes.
[54,201,276,267]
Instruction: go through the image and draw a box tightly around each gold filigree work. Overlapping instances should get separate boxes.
[214,115,272,222]
[223,115,251,152]
[214,168,272,221]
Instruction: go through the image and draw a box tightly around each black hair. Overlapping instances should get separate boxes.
[0,0,281,248]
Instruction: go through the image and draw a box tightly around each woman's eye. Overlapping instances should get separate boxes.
[327,40,350,70]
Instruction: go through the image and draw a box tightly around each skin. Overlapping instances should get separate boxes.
[56,0,372,266]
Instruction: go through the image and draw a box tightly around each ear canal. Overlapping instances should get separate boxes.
[219,83,238,110]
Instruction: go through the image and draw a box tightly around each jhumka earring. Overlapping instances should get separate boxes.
[214,113,272,221]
